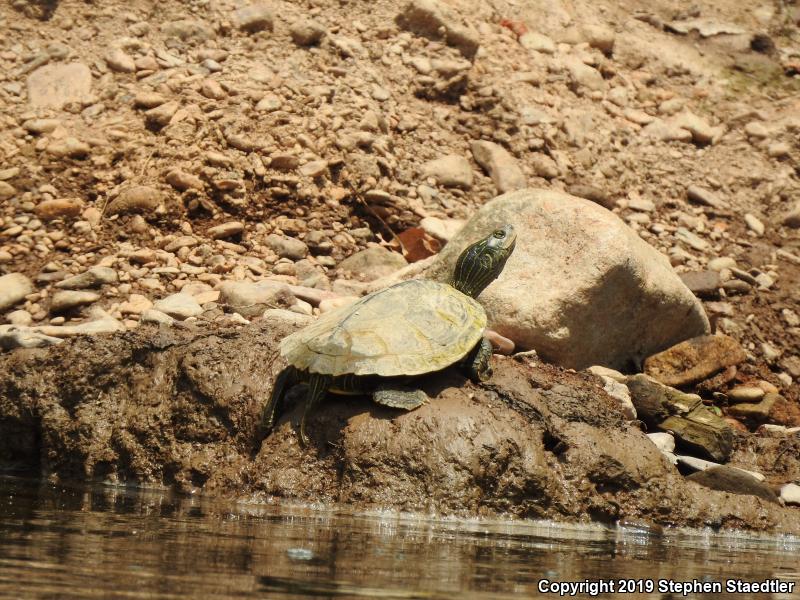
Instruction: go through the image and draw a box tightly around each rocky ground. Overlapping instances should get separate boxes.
[1,0,800,528]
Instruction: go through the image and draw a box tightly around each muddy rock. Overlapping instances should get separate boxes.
[426,189,710,371]
[644,334,747,387]
[686,466,779,504]
[106,186,163,215]
[0,324,798,533]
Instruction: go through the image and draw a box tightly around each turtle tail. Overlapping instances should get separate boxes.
[262,366,300,435]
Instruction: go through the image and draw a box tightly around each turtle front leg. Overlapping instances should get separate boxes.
[464,337,494,383]
[299,373,332,447]
[262,366,301,434]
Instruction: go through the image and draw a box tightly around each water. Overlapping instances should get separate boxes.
[1,476,798,599]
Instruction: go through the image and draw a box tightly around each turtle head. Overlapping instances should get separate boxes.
[451,225,516,298]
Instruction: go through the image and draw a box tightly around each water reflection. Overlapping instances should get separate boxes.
[0,476,797,599]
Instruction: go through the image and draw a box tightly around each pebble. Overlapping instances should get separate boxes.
[262,308,313,329]
[708,257,737,271]
[685,466,777,503]
[519,32,555,54]
[290,19,326,46]
[728,385,765,403]
[56,266,118,289]
[0,325,63,349]
[396,0,480,59]
[419,217,464,242]
[0,182,15,200]
[686,185,727,210]
[7,310,33,326]
[140,309,175,325]
[105,48,136,73]
[600,375,636,419]
[266,234,308,260]
[679,270,720,297]
[768,142,790,158]
[107,186,163,215]
[0,273,34,312]
[470,141,526,193]
[647,432,676,453]
[152,293,203,320]
[119,294,153,315]
[27,62,92,109]
[232,4,274,32]
[781,202,800,228]
[744,213,765,236]
[422,155,473,189]
[145,101,180,128]
[338,246,407,281]
[50,290,101,314]
[207,222,244,240]
[781,483,800,505]
[744,121,769,139]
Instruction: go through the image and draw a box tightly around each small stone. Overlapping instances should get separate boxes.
[744,121,769,139]
[318,296,359,314]
[262,308,313,329]
[582,24,615,55]
[27,62,92,109]
[152,293,203,320]
[220,280,295,318]
[140,309,175,325]
[266,234,308,260]
[290,19,326,46]
[686,185,727,210]
[50,290,101,313]
[145,101,180,128]
[781,483,800,506]
[421,155,473,189]
[642,119,693,142]
[672,111,719,144]
[728,385,766,403]
[679,271,721,298]
[119,294,153,315]
[33,198,83,221]
[530,154,559,179]
[105,47,136,73]
[647,432,675,453]
[0,182,16,201]
[562,56,605,92]
[768,142,790,158]
[708,257,737,271]
[396,0,480,59]
[600,375,636,419]
[165,170,203,191]
[0,274,35,312]
[200,79,226,100]
[744,213,765,236]
[207,221,244,239]
[56,266,118,289]
[338,246,408,281]
[164,236,198,253]
[419,217,464,242]
[781,202,800,228]
[586,365,626,382]
[232,4,274,32]
[134,92,167,109]
[270,153,299,171]
[7,310,33,326]
[45,138,90,159]
[728,393,800,427]
[299,160,328,178]
[644,334,747,387]
[470,141,526,193]
[519,32,555,54]
[106,185,163,215]
[675,228,710,251]
[256,94,282,112]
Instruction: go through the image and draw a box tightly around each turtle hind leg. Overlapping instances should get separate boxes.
[299,373,332,447]
[464,337,494,383]
[262,366,301,434]
[373,385,429,410]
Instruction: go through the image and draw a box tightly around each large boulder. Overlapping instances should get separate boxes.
[426,189,710,370]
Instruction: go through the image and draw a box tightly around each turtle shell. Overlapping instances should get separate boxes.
[280,279,487,377]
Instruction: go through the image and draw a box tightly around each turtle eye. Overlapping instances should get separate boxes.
[493,230,505,238]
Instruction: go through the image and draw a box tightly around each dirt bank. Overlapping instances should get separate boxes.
[1,322,798,534]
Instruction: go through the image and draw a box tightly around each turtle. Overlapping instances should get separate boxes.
[263,224,517,445]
